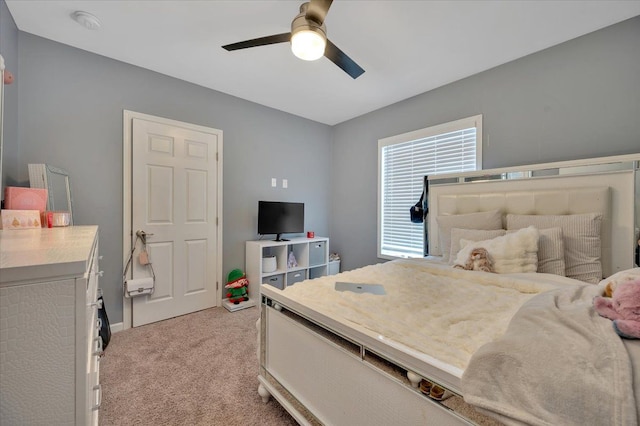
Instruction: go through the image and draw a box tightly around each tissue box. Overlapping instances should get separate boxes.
[4,187,48,212]
[1,210,42,229]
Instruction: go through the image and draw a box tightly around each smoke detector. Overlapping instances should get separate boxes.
[71,11,101,30]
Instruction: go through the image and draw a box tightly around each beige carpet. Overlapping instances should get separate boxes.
[99,306,296,426]
[100,304,500,426]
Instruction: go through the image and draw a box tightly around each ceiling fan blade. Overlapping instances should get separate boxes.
[222,33,291,51]
[324,39,365,79]
[306,0,333,25]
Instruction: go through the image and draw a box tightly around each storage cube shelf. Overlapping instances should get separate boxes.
[246,237,330,301]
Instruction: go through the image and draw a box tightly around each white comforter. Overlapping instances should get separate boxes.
[275,259,580,370]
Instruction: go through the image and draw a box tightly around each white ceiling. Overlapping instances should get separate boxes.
[6,1,640,125]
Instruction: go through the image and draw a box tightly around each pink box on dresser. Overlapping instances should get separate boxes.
[4,187,48,212]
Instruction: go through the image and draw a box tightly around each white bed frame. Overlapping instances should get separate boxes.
[258,154,640,425]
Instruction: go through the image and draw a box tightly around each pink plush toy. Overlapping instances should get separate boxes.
[594,280,640,339]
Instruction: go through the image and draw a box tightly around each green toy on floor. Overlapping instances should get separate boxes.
[225,269,249,304]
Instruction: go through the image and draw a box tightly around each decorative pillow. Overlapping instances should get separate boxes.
[448,228,506,265]
[454,226,539,274]
[507,227,565,276]
[436,210,503,262]
[506,213,603,283]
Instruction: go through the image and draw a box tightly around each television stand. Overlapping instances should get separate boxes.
[274,234,289,242]
[246,237,331,296]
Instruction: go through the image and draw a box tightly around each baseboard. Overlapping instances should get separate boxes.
[110,322,124,333]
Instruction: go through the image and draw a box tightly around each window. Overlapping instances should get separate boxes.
[377,115,482,259]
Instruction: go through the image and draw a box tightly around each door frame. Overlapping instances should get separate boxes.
[122,110,223,330]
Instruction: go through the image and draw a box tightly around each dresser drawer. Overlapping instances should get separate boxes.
[88,370,101,426]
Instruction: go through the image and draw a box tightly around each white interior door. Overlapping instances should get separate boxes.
[130,117,220,326]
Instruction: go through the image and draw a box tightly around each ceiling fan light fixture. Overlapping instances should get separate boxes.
[221,1,364,78]
[291,28,326,61]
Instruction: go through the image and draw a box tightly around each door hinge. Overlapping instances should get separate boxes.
[216,281,219,290]
[216,217,218,226]
[216,152,219,161]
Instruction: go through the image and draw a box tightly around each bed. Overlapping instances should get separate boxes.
[257,154,640,425]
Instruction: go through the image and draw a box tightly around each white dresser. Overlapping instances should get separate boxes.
[0,226,102,425]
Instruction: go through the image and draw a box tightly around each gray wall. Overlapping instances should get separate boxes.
[0,0,19,189]
[11,32,331,324]
[330,16,640,271]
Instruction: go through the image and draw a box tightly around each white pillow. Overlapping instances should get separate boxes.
[506,213,602,283]
[448,228,506,265]
[507,227,565,276]
[454,226,539,274]
[436,210,503,262]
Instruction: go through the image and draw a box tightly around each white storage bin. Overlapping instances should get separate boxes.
[262,256,277,273]
[328,260,340,275]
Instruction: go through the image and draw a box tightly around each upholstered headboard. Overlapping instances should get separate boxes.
[428,158,639,278]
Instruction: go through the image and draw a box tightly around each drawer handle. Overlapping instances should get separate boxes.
[269,277,278,282]
[92,384,102,411]
[96,318,102,330]
[95,270,104,278]
[89,299,103,309]
[93,336,104,356]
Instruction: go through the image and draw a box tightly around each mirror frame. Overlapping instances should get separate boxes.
[28,163,74,225]
[45,165,74,225]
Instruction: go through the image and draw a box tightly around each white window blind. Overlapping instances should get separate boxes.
[378,115,482,259]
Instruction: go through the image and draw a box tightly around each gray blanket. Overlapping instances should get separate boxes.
[462,284,640,426]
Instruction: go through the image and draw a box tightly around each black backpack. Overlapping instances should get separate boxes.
[97,292,112,350]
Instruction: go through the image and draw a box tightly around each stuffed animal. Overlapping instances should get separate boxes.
[453,247,495,273]
[593,280,640,339]
[225,268,249,304]
[604,282,616,298]
[288,251,298,268]
[601,268,640,297]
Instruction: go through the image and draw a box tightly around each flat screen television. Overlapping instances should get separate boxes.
[258,201,304,241]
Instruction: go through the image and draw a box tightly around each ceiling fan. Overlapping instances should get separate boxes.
[222,0,365,79]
